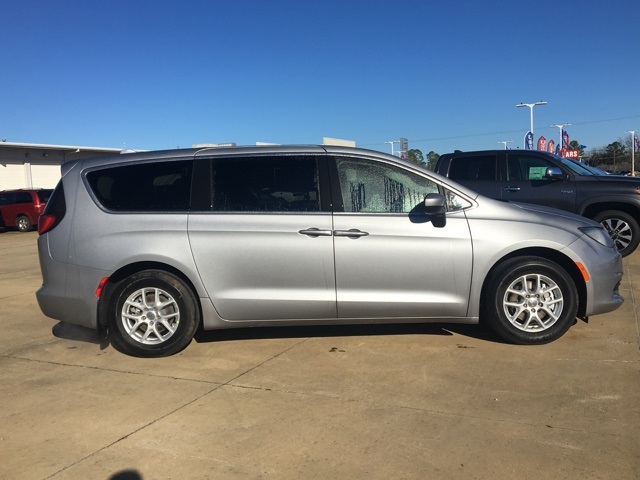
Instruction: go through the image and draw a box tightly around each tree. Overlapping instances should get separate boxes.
[569,140,584,157]
[585,139,631,172]
[406,149,425,165]
[425,151,440,171]
[606,141,627,159]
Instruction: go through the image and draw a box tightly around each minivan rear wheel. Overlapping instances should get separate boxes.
[483,256,578,345]
[108,270,199,357]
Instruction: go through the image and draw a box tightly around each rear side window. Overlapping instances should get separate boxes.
[448,155,497,181]
[14,192,32,204]
[86,160,193,211]
[210,156,320,212]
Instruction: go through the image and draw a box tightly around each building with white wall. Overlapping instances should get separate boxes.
[0,142,122,190]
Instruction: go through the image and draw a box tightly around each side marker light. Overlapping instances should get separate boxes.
[95,277,109,298]
[575,262,590,283]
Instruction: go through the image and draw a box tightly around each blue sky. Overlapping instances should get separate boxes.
[2,0,639,155]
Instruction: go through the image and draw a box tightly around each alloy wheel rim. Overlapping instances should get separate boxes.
[121,287,180,345]
[502,273,564,332]
[600,218,632,252]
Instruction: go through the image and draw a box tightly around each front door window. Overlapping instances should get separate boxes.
[336,158,438,213]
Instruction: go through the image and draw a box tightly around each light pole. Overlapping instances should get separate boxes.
[516,101,547,136]
[385,140,400,156]
[551,123,572,150]
[498,140,513,150]
[626,130,638,176]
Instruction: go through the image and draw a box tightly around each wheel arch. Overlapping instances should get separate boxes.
[480,247,587,319]
[15,213,35,228]
[97,261,203,332]
[16,211,36,222]
[581,201,640,221]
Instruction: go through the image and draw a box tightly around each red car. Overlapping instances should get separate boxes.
[0,189,53,232]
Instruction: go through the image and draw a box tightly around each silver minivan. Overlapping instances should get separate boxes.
[36,146,624,357]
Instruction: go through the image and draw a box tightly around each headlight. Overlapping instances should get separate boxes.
[579,226,615,248]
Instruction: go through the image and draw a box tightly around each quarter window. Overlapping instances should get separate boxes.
[211,156,320,212]
[444,189,472,211]
[87,160,193,211]
[336,157,439,213]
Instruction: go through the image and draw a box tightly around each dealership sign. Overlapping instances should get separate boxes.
[561,148,580,159]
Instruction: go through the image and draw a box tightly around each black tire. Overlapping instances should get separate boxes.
[108,270,199,357]
[592,210,640,257]
[482,256,578,345]
[16,215,32,232]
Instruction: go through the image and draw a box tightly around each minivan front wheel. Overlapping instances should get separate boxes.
[108,270,199,357]
[483,257,578,345]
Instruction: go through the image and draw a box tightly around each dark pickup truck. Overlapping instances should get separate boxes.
[434,150,640,256]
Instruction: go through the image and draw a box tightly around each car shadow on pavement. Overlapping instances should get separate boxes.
[49,321,505,351]
[194,322,504,345]
[52,322,105,346]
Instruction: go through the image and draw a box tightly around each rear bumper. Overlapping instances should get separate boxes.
[36,236,102,330]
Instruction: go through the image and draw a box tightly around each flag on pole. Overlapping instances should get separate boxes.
[547,140,555,153]
[562,129,570,148]
[524,131,534,150]
[537,136,546,151]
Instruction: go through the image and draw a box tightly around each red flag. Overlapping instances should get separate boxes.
[547,140,555,153]
[537,136,546,151]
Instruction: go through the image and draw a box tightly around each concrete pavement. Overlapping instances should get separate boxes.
[1,231,638,479]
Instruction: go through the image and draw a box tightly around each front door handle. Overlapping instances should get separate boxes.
[298,228,332,237]
[333,229,369,239]
[503,186,521,192]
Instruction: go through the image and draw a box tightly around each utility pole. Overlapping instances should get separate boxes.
[627,130,638,176]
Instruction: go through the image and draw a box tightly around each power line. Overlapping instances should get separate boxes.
[360,114,640,148]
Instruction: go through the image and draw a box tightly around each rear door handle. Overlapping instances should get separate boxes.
[333,229,369,238]
[503,186,521,192]
[298,228,332,237]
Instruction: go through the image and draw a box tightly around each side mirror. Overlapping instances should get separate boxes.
[545,167,565,180]
[424,193,446,227]
[424,193,446,214]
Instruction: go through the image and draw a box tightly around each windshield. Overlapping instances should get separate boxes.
[579,164,609,176]
[557,157,596,176]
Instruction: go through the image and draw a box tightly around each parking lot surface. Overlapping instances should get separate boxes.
[1,231,639,479]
